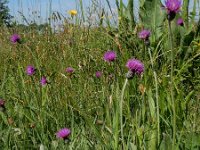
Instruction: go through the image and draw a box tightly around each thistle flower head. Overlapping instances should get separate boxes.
[95,71,102,78]
[177,18,184,26]
[0,99,5,107]
[66,67,74,73]
[126,59,144,76]
[40,77,47,86]
[138,29,151,40]
[165,0,182,13]
[10,34,21,44]
[0,99,5,111]
[164,0,182,20]
[56,128,71,140]
[103,51,116,62]
[26,65,35,76]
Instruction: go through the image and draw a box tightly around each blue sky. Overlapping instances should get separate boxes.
[7,0,198,24]
[8,0,79,23]
[7,0,128,23]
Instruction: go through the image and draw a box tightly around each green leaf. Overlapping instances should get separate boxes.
[147,88,156,118]
[182,0,190,26]
[0,112,8,125]
[140,0,165,41]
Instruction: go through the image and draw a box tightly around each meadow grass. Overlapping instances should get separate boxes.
[0,0,200,149]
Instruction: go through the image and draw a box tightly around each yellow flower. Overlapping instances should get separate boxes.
[100,15,105,19]
[68,10,77,16]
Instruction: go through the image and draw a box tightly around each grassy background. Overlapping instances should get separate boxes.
[0,0,200,149]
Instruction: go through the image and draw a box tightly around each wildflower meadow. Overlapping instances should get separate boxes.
[0,0,200,149]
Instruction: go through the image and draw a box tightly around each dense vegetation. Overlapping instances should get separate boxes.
[0,0,13,26]
[0,0,200,149]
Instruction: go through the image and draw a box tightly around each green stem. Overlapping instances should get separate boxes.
[120,78,128,148]
[168,20,176,148]
[148,47,160,145]
[24,45,41,76]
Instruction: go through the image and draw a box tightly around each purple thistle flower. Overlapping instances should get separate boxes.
[164,0,182,21]
[126,59,144,76]
[10,34,21,44]
[26,65,36,76]
[138,29,151,40]
[56,128,71,140]
[66,67,74,73]
[177,18,184,26]
[95,71,102,78]
[103,51,116,62]
[40,77,47,86]
[165,0,182,13]
[0,99,5,111]
[0,99,5,107]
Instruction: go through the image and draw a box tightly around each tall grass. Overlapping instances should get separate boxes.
[0,0,200,149]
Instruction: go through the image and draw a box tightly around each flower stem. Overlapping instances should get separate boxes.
[120,78,128,148]
[168,20,176,148]
[24,45,41,76]
[148,47,160,145]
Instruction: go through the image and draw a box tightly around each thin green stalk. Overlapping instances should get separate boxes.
[148,47,160,145]
[79,0,85,22]
[120,78,128,148]
[114,84,120,150]
[168,20,176,148]
[183,0,190,27]
[127,0,135,29]
[24,45,41,76]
